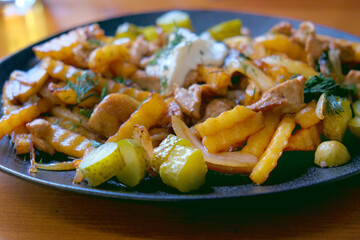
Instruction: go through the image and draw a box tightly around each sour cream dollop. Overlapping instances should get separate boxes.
[145,28,228,93]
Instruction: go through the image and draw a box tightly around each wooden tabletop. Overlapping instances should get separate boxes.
[1,0,360,239]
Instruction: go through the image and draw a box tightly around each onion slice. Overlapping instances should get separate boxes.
[171,116,258,174]
[316,93,326,120]
[36,161,77,171]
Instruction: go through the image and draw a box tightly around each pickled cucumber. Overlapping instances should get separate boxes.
[151,134,190,173]
[208,19,242,41]
[348,116,360,138]
[139,25,158,42]
[323,97,352,141]
[160,145,207,192]
[352,100,360,116]
[156,10,193,33]
[116,22,139,40]
[314,141,350,167]
[79,142,125,187]
[116,139,150,187]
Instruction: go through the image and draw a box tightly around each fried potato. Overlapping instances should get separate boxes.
[253,34,306,61]
[14,134,31,154]
[226,57,275,92]
[250,115,296,184]
[260,55,317,79]
[195,105,256,137]
[295,101,321,128]
[33,24,104,64]
[5,68,48,104]
[0,98,51,140]
[285,124,322,151]
[50,106,92,132]
[198,65,231,92]
[242,113,281,158]
[26,119,94,158]
[202,112,264,153]
[108,93,166,142]
[109,60,138,78]
[89,44,129,73]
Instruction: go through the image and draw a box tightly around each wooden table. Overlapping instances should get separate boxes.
[1,0,360,239]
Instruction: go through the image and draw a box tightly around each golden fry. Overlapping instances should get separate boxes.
[195,105,256,137]
[202,112,264,153]
[108,93,166,142]
[285,124,322,151]
[242,113,281,158]
[250,115,296,184]
[0,98,51,140]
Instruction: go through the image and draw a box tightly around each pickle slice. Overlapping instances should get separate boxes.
[208,19,242,41]
[156,10,193,33]
[151,134,190,173]
[116,139,150,187]
[160,145,207,193]
[116,22,139,40]
[79,142,125,187]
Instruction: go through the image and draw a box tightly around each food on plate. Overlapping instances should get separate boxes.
[314,141,351,167]
[2,11,360,192]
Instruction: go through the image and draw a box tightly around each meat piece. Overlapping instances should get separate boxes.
[291,22,325,66]
[130,69,160,92]
[199,98,235,123]
[269,21,293,36]
[248,75,306,113]
[344,70,360,98]
[329,40,355,62]
[72,42,98,69]
[174,84,202,119]
[130,35,159,67]
[26,118,55,155]
[88,93,140,138]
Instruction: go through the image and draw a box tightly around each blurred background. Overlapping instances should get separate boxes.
[0,0,359,58]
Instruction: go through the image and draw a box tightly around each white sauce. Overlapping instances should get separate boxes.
[145,28,228,93]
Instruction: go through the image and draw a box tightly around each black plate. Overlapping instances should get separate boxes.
[1,10,360,201]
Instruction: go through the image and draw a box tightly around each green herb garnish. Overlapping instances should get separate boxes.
[91,140,102,148]
[79,108,93,119]
[65,72,96,104]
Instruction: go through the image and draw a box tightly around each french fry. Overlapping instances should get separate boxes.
[202,112,264,153]
[250,115,296,184]
[195,105,256,137]
[198,65,231,91]
[242,113,282,158]
[5,68,48,104]
[14,134,31,154]
[0,98,51,140]
[108,93,166,142]
[295,101,321,129]
[285,124,322,151]
[33,24,104,64]
[226,57,275,92]
[44,116,103,142]
[89,44,129,73]
[253,34,306,61]
[260,55,317,79]
[50,106,92,131]
[26,119,94,158]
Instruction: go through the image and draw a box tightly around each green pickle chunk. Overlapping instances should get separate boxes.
[323,97,352,141]
[151,134,190,173]
[314,141,351,167]
[116,22,140,40]
[79,142,125,187]
[208,19,242,41]
[156,10,193,33]
[139,25,158,42]
[116,139,150,187]
[160,145,208,193]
